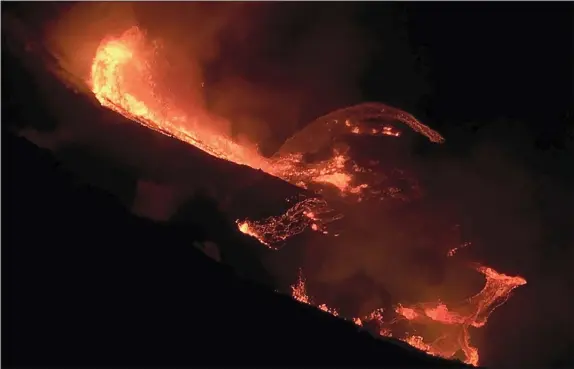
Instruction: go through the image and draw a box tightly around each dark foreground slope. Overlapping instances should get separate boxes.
[2,11,471,368]
[3,133,472,368]
[0,15,307,286]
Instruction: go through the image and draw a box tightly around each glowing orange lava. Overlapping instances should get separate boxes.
[89,26,444,247]
[291,266,526,366]
[291,270,340,316]
[235,198,342,249]
[91,27,269,171]
[89,27,527,366]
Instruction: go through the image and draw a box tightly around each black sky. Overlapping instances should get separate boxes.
[145,3,574,366]
[3,2,573,367]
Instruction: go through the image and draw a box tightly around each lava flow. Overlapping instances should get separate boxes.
[88,26,527,366]
[90,27,270,172]
[236,197,343,249]
[292,266,526,366]
[89,26,444,247]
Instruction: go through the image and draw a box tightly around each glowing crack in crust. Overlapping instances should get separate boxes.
[236,197,343,249]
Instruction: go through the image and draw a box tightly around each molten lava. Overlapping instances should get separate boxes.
[91,27,269,171]
[89,26,443,247]
[88,26,527,366]
[292,266,526,366]
[235,197,342,249]
[291,270,340,316]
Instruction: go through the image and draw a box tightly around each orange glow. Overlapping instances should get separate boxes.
[345,119,401,138]
[291,269,339,316]
[89,27,445,248]
[291,266,526,366]
[236,197,341,249]
[447,242,471,257]
[91,27,269,171]
[88,27,527,366]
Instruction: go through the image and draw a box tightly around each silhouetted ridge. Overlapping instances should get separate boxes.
[3,133,473,368]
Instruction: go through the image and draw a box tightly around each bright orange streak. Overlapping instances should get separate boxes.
[89,27,356,244]
[291,266,526,367]
[90,27,363,192]
[291,269,339,316]
[88,28,527,366]
[236,198,341,249]
[89,27,446,247]
[91,27,270,171]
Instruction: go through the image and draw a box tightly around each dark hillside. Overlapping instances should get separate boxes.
[3,133,472,368]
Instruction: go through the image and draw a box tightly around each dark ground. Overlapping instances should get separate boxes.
[3,2,574,368]
[3,131,474,368]
[2,4,472,368]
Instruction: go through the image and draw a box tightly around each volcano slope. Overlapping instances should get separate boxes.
[2,17,311,285]
[2,14,311,222]
[4,132,476,368]
[3,18,473,369]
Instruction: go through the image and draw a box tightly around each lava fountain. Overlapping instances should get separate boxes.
[89,26,527,366]
[89,26,445,247]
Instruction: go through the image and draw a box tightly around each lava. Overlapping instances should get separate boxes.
[235,197,342,249]
[291,266,526,366]
[291,269,340,316]
[89,26,443,246]
[88,26,527,366]
[91,27,270,172]
[447,242,471,257]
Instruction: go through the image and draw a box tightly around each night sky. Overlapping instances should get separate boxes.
[200,8,573,365]
[3,2,573,367]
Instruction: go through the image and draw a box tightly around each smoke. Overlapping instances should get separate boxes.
[35,2,376,155]
[45,2,138,82]
[411,122,574,366]
[6,3,572,365]
[277,116,573,366]
[14,2,381,224]
[131,3,374,155]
